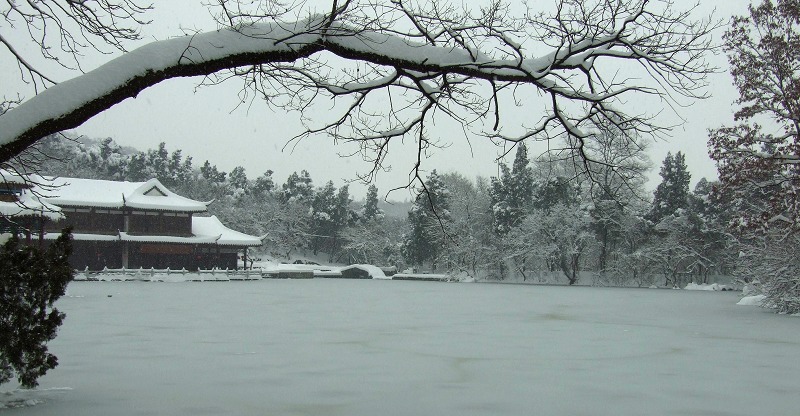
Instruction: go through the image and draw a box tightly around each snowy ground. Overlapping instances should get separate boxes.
[2,280,798,416]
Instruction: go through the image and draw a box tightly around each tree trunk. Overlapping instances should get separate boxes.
[598,229,608,275]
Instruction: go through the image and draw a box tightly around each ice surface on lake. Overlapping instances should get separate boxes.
[2,281,798,416]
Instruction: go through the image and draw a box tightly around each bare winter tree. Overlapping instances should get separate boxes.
[707,0,800,313]
[709,0,800,231]
[0,0,718,184]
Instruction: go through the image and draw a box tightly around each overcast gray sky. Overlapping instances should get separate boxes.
[5,0,754,200]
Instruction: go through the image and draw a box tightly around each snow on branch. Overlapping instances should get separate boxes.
[0,0,718,171]
[0,0,151,91]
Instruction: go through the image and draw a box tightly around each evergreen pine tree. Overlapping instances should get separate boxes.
[532,176,578,211]
[251,170,275,199]
[228,166,249,195]
[310,181,337,254]
[403,170,451,270]
[146,142,170,181]
[649,151,691,223]
[165,149,183,185]
[334,185,353,228]
[489,164,513,234]
[97,138,127,180]
[1,229,74,388]
[508,143,534,211]
[125,153,149,182]
[332,185,354,256]
[280,170,313,203]
[361,184,382,223]
[489,144,534,234]
[178,156,193,183]
[200,160,227,183]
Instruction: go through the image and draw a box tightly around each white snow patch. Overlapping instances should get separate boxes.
[338,264,389,280]
[742,283,761,297]
[449,271,476,282]
[263,263,334,272]
[684,283,733,291]
[737,295,766,306]
[393,272,452,282]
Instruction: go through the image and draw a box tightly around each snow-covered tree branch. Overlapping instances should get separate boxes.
[0,0,151,91]
[1,0,718,178]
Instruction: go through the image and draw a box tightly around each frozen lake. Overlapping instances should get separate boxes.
[3,280,799,415]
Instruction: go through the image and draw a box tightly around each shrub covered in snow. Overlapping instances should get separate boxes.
[738,235,800,315]
[761,273,800,314]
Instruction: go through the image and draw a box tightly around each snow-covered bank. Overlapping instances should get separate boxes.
[684,282,735,291]
[4,281,798,416]
[73,261,469,282]
[737,294,766,306]
[0,388,71,409]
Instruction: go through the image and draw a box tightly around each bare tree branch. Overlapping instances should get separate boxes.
[0,0,719,189]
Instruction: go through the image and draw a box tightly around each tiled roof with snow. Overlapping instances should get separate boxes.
[42,232,119,241]
[119,232,220,245]
[0,169,29,185]
[40,177,209,212]
[192,216,263,247]
[0,191,63,221]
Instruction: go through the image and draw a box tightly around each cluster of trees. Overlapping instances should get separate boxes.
[25,132,740,288]
[37,131,737,289]
[396,144,737,287]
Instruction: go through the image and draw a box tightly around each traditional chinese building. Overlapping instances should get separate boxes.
[0,171,63,243]
[1,172,263,270]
